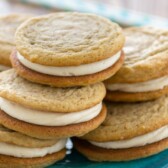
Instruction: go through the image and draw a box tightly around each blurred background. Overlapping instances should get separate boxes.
[1,0,168,27]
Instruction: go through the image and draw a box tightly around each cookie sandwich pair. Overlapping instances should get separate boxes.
[0,124,66,168]
[0,12,125,167]
[0,69,106,140]
[74,97,168,161]
[74,27,168,161]
[11,12,125,87]
[105,27,168,102]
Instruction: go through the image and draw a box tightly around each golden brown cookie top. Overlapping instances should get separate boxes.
[15,12,125,66]
[0,124,57,148]
[0,69,106,112]
[105,26,168,83]
[0,14,31,66]
[0,14,31,46]
[82,96,168,142]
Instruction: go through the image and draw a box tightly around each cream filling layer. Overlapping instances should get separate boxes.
[0,139,67,158]
[17,51,121,76]
[90,125,168,149]
[0,97,102,126]
[0,65,10,71]
[106,75,168,92]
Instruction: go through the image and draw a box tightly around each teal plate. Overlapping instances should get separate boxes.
[48,140,168,168]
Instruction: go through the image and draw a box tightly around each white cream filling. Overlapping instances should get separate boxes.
[0,97,102,126]
[0,65,10,71]
[0,139,67,158]
[17,51,121,76]
[106,75,168,92]
[90,125,168,149]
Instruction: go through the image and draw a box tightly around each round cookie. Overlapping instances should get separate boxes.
[73,97,168,161]
[0,69,106,139]
[11,12,125,87]
[0,14,31,69]
[0,125,57,148]
[0,125,66,167]
[104,26,168,102]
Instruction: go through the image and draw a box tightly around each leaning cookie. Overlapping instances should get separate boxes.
[0,69,106,139]
[105,26,168,102]
[0,125,66,168]
[73,97,168,161]
[0,14,31,71]
[11,12,125,87]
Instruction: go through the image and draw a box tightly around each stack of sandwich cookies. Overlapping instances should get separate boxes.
[0,69,106,140]
[73,96,168,161]
[105,27,168,102]
[0,14,31,71]
[11,12,125,87]
[0,125,66,167]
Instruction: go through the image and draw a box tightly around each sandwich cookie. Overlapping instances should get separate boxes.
[0,14,31,71]
[105,27,168,102]
[0,69,106,139]
[11,12,125,87]
[0,124,67,168]
[73,97,168,161]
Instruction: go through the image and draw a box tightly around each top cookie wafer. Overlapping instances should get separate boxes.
[0,14,31,66]
[106,26,168,83]
[15,12,125,66]
[0,125,56,148]
[82,96,168,142]
[0,69,105,113]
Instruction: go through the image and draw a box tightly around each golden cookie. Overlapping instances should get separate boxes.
[105,27,168,102]
[0,69,106,139]
[73,98,168,161]
[0,125,66,167]
[13,12,125,87]
[0,125,57,148]
[0,149,66,168]
[0,14,31,67]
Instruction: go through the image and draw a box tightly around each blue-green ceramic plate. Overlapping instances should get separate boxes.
[48,140,168,168]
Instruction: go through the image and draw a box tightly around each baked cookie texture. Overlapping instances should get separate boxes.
[15,12,124,66]
[12,12,125,87]
[11,50,124,87]
[73,97,168,161]
[106,26,168,83]
[0,125,57,148]
[104,26,168,102]
[0,150,65,168]
[0,69,105,112]
[0,69,106,139]
[0,105,106,140]
[0,125,66,167]
[0,14,31,66]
